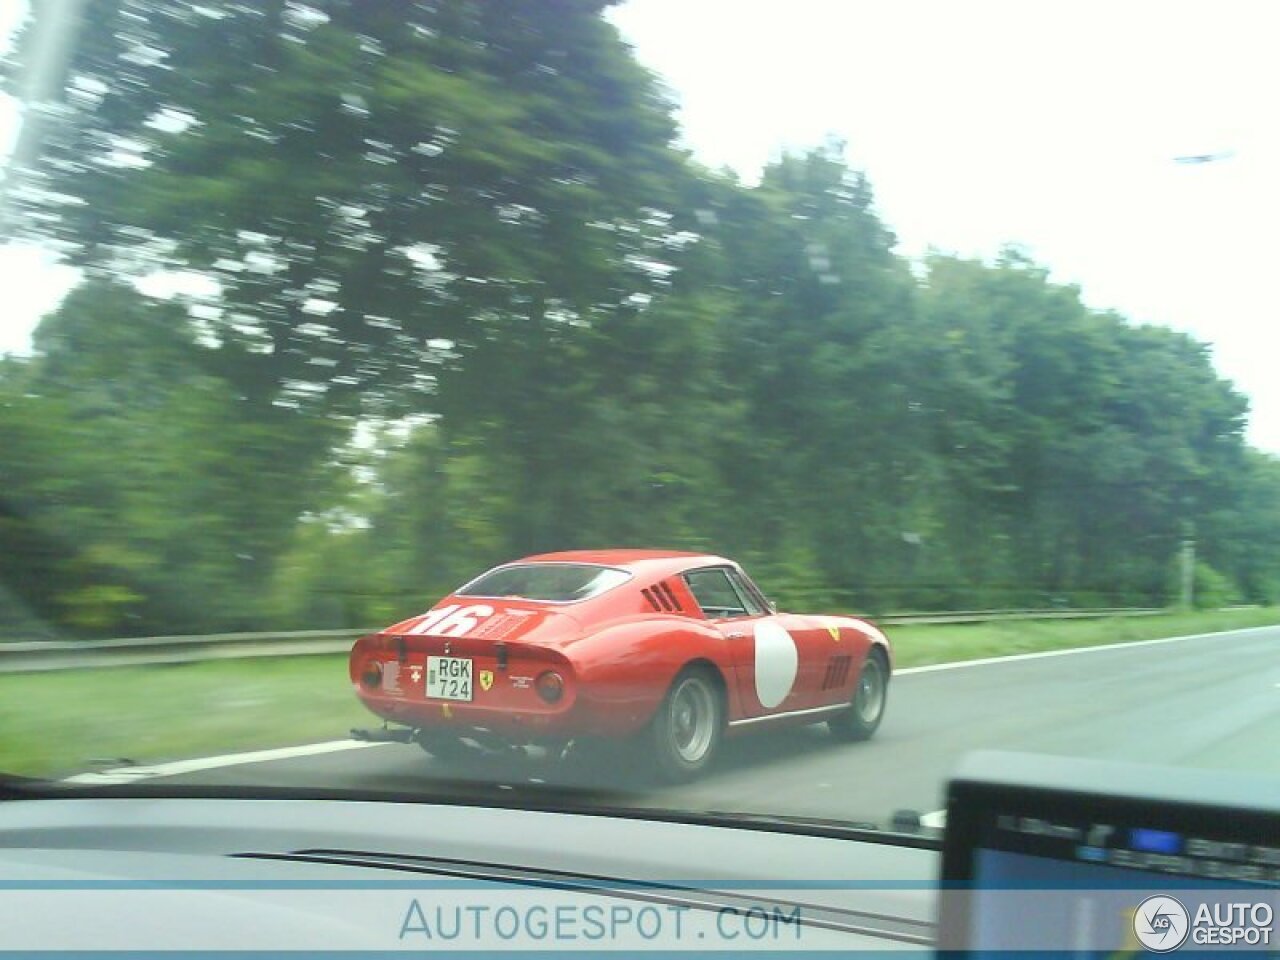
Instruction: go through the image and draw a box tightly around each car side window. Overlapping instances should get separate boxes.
[684,567,758,619]
[725,570,766,615]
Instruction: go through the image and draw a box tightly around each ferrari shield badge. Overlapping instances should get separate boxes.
[479,670,495,692]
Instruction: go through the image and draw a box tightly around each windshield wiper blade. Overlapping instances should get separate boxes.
[703,809,880,831]
[697,808,942,844]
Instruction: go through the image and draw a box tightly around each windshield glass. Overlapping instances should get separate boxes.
[1,0,1278,834]
[456,564,630,603]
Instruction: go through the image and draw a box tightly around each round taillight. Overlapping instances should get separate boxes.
[360,660,383,690]
[535,670,564,704]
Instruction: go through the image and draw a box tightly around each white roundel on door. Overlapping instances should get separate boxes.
[753,621,799,709]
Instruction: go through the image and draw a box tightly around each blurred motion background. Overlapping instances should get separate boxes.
[1,0,1279,648]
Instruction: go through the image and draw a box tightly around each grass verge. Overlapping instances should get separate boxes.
[0,655,365,780]
[887,606,1280,669]
[1,607,1277,779]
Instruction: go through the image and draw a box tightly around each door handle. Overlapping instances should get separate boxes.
[726,630,746,639]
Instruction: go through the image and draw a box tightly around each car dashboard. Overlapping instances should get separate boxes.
[0,790,938,953]
[1,752,1277,955]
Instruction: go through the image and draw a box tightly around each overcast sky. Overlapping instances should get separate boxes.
[610,0,1280,451]
[2,1,1279,451]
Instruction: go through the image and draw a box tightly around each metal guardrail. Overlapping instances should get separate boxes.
[0,628,365,655]
[0,629,367,674]
[877,607,1166,626]
[0,608,1170,674]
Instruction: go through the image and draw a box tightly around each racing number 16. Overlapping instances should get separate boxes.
[408,604,495,637]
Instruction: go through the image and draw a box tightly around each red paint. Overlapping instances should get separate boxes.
[349,550,892,743]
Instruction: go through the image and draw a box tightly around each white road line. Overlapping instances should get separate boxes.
[920,809,947,829]
[894,625,1277,676]
[63,739,394,786]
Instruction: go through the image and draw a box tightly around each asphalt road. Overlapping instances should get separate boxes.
[159,626,1280,827]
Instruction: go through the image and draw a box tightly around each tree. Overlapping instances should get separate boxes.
[4,3,1276,634]
[4,0,684,418]
[1,279,338,634]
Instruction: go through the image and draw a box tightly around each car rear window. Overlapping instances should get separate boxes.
[455,563,631,603]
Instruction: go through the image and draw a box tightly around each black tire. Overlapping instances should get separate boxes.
[828,648,889,742]
[650,666,724,783]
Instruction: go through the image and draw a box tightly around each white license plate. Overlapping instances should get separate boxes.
[425,656,473,701]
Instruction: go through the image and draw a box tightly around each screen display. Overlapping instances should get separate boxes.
[965,814,1279,956]
[938,754,1280,957]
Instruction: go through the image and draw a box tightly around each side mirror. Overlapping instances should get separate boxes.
[766,598,778,613]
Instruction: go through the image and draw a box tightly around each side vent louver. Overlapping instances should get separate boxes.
[642,583,683,613]
[822,655,852,690]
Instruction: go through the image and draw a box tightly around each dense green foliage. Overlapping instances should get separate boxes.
[3,0,1278,636]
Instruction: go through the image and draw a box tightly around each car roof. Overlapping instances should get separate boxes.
[514,549,733,579]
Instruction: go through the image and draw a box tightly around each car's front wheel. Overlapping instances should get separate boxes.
[828,648,888,742]
[651,666,724,783]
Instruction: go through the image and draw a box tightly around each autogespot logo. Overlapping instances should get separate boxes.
[1134,895,1190,953]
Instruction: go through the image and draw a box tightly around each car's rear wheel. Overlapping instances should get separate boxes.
[828,648,888,742]
[651,666,724,783]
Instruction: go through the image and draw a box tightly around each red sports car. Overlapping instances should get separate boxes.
[349,549,891,781]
